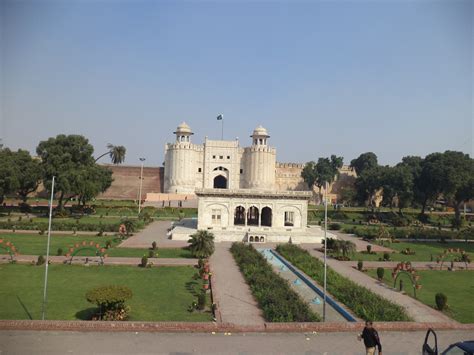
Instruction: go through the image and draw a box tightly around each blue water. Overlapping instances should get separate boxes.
[258,248,356,322]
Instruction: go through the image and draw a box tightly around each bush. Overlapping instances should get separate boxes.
[231,243,320,322]
[36,255,45,266]
[105,240,112,249]
[366,245,372,254]
[57,248,63,256]
[435,293,447,311]
[376,267,384,281]
[197,292,206,310]
[151,241,157,250]
[140,255,148,268]
[85,285,132,321]
[357,260,363,271]
[329,223,342,231]
[148,250,155,258]
[383,252,391,261]
[276,244,411,321]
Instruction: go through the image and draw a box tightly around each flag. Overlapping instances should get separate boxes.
[217,114,223,120]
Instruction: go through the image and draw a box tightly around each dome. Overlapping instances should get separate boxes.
[251,125,269,138]
[174,122,193,135]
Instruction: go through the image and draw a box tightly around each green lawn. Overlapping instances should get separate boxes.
[0,233,191,258]
[0,263,211,321]
[366,269,474,323]
[349,241,474,262]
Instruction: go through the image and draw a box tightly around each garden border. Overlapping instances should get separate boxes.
[0,320,473,333]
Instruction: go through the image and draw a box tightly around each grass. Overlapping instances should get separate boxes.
[366,269,474,323]
[0,263,211,321]
[350,241,474,262]
[0,233,192,258]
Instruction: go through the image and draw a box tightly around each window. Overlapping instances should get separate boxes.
[219,155,223,159]
[212,209,221,225]
[212,155,216,159]
[198,168,202,173]
[284,211,294,227]
[227,156,230,159]
[240,169,243,174]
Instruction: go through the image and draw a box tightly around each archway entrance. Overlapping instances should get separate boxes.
[247,206,259,226]
[261,207,272,227]
[234,206,245,225]
[213,175,227,189]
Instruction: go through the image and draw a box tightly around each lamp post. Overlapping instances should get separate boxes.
[138,158,145,214]
[42,176,55,320]
[323,181,328,322]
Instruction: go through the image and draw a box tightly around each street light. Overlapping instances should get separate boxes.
[42,176,55,320]
[323,180,328,322]
[138,158,146,214]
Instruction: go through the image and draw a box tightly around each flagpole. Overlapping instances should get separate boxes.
[42,176,55,320]
[221,117,224,140]
[323,180,328,322]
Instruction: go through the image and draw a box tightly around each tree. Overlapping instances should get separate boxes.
[350,152,378,175]
[314,155,344,203]
[301,161,317,190]
[354,166,385,208]
[36,134,95,210]
[188,230,215,259]
[381,165,414,212]
[11,150,42,203]
[339,185,357,206]
[0,148,18,204]
[73,165,113,206]
[95,144,126,164]
[415,153,445,215]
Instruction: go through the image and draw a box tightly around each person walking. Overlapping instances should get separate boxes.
[358,320,382,355]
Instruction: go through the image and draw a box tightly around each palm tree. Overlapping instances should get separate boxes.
[188,230,215,259]
[95,144,126,164]
[340,240,356,258]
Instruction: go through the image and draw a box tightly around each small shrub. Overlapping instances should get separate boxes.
[329,223,341,231]
[357,260,363,271]
[435,293,447,311]
[38,227,46,235]
[86,285,132,321]
[140,255,148,268]
[383,252,391,261]
[148,250,155,258]
[197,292,206,310]
[151,241,157,250]
[57,248,63,256]
[366,245,372,254]
[36,255,45,266]
[105,240,112,249]
[376,267,385,281]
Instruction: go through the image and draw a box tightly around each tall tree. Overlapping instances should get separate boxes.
[36,134,95,210]
[350,152,378,175]
[301,161,317,190]
[314,155,344,203]
[381,165,414,212]
[73,165,113,206]
[95,144,127,164]
[354,165,385,208]
[0,148,19,205]
[12,150,42,203]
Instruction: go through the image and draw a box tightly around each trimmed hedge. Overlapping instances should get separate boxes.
[276,244,412,321]
[230,243,320,322]
[0,219,146,232]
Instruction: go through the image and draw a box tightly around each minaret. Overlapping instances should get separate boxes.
[244,125,276,190]
[163,122,197,193]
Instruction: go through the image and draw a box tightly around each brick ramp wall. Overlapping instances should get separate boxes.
[98,165,164,200]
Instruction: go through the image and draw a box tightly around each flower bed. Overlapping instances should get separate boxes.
[230,243,320,322]
[276,244,412,321]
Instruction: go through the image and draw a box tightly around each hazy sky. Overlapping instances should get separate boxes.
[1,0,472,167]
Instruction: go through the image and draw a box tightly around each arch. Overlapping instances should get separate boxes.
[213,166,229,172]
[66,241,107,265]
[259,236,265,242]
[213,175,227,189]
[249,236,254,242]
[247,206,259,226]
[234,206,246,225]
[0,239,19,262]
[261,207,272,227]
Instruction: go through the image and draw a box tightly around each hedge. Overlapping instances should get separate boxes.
[0,219,146,232]
[342,226,473,241]
[276,244,412,321]
[230,243,320,322]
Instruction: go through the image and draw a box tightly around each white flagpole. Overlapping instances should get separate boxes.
[323,180,328,322]
[42,176,55,320]
[221,117,224,140]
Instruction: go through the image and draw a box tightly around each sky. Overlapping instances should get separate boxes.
[0,0,472,167]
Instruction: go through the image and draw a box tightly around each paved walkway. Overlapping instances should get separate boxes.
[0,254,197,266]
[118,221,189,249]
[331,230,393,252]
[210,243,265,327]
[300,244,457,323]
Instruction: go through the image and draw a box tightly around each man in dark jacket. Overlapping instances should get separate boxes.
[358,321,382,355]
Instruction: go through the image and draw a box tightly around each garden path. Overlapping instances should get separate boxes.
[300,244,457,323]
[331,230,393,252]
[210,243,265,327]
[118,221,188,249]
[343,260,472,270]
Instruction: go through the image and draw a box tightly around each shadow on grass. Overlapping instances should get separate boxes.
[185,280,201,297]
[16,296,33,320]
[75,307,97,320]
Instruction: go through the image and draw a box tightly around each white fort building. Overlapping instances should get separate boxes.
[165,122,331,243]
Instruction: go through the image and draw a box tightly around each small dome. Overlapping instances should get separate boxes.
[174,122,193,135]
[251,125,269,137]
